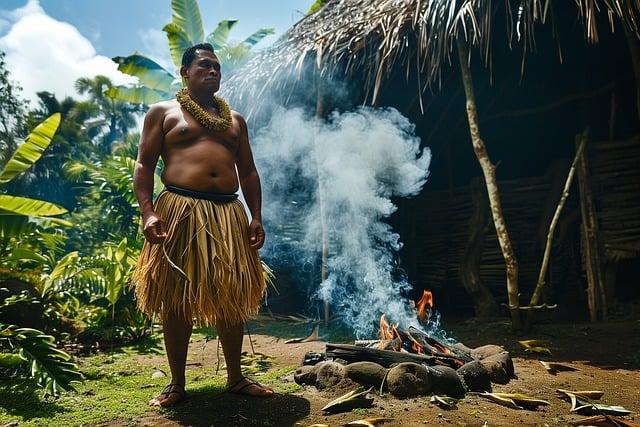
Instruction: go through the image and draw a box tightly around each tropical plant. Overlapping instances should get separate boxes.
[0,290,82,396]
[0,113,69,245]
[108,0,274,104]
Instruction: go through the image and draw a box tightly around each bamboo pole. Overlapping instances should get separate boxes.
[456,40,521,330]
[528,131,588,317]
[314,72,330,326]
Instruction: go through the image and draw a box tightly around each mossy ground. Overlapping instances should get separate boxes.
[0,331,299,427]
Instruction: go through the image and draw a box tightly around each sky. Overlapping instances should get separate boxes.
[0,0,311,105]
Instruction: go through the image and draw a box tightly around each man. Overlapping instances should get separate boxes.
[132,43,274,407]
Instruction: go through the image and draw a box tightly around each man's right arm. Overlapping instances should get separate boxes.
[134,103,167,244]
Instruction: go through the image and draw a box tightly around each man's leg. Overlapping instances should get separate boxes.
[217,319,274,397]
[149,310,192,406]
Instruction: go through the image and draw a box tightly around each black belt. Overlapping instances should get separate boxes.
[164,184,239,202]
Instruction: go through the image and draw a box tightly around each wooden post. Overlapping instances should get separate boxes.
[456,40,522,330]
[314,72,330,326]
[576,135,606,321]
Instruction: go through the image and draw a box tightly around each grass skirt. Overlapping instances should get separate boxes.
[131,191,265,326]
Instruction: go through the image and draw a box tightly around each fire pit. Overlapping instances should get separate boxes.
[294,290,516,399]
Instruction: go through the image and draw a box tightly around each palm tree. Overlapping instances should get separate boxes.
[74,75,140,153]
[108,0,275,104]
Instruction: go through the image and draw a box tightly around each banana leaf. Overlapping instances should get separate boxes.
[206,19,239,50]
[0,113,61,184]
[0,195,67,217]
[112,54,176,91]
[106,85,171,105]
[322,387,374,413]
[170,0,204,46]
[242,27,275,47]
[163,22,193,69]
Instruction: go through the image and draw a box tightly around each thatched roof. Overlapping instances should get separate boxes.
[224,0,640,115]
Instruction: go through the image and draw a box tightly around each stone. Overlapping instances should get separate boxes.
[386,362,431,398]
[480,351,515,384]
[457,361,492,392]
[428,365,466,398]
[151,370,166,379]
[343,361,387,387]
[471,344,506,360]
[451,342,474,357]
[315,361,345,390]
[294,365,317,385]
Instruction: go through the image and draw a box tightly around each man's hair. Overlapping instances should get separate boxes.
[181,43,215,67]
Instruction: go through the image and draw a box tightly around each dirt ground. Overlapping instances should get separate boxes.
[125,318,640,427]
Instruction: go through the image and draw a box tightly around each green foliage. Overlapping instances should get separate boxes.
[0,324,83,396]
[110,0,274,104]
[0,113,61,184]
[0,51,27,166]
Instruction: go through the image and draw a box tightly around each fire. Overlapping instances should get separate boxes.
[416,289,433,323]
[377,314,401,351]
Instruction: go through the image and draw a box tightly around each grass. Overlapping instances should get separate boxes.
[0,333,299,427]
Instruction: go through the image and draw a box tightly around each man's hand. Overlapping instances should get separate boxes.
[143,212,168,244]
[248,218,265,250]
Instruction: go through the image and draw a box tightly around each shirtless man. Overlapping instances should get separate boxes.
[132,43,274,406]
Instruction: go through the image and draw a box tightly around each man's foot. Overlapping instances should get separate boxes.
[148,383,186,407]
[226,376,275,397]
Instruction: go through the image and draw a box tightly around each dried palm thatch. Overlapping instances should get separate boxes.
[223,0,640,116]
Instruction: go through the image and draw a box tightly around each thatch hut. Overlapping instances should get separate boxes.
[225,0,640,323]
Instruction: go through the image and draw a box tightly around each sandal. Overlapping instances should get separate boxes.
[226,376,274,397]
[149,383,187,407]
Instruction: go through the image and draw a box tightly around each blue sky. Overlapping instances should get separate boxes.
[0,0,310,104]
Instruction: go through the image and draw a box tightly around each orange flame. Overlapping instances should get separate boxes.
[416,290,433,323]
[378,314,401,350]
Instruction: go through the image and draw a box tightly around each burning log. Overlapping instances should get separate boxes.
[325,343,462,369]
[407,326,473,364]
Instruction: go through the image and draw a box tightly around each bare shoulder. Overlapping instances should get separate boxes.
[231,110,247,127]
[147,99,178,117]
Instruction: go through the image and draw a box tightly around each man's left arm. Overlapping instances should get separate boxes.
[235,112,265,250]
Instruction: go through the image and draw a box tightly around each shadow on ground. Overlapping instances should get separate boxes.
[156,386,311,427]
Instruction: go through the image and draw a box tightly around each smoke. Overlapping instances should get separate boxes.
[253,106,431,338]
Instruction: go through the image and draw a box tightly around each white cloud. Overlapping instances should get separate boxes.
[0,0,135,106]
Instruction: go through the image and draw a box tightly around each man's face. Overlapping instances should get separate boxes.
[182,49,221,93]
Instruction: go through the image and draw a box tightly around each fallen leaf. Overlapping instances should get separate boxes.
[322,387,374,414]
[540,361,579,374]
[430,395,459,409]
[479,392,550,410]
[561,391,632,416]
[344,417,394,426]
[570,415,640,427]
[518,340,552,355]
[556,389,605,400]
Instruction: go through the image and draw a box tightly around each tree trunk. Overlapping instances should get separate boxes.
[456,40,521,330]
[460,176,499,320]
